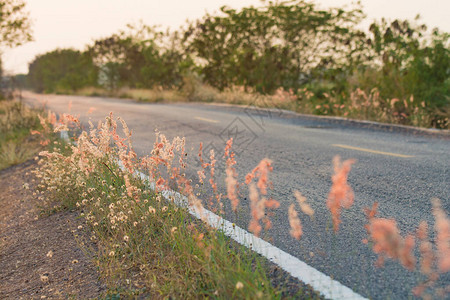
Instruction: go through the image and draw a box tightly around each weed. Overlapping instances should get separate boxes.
[33,111,449,299]
[71,82,448,129]
[0,100,44,170]
[34,112,299,299]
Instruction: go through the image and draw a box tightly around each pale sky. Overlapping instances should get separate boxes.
[2,0,450,74]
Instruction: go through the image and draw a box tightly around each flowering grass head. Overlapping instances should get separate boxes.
[368,218,416,270]
[294,190,314,218]
[224,138,239,212]
[246,158,279,236]
[432,198,450,273]
[34,108,449,298]
[245,158,273,195]
[327,155,356,232]
[288,204,303,240]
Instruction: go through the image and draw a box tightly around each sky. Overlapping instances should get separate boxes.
[2,0,450,75]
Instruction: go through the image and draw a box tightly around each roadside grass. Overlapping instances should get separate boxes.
[44,160,284,298]
[76,86,186,103]
[0,99,44,170]
[67,79,448,129]
[33,110,450,299]
[117,87,186,103]
[34,114,318,299]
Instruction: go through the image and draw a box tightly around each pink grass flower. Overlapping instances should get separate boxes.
[365,202,378,220]
[432,199,450,273]
[197,143,207,184]
[123,174,133,198]
[370,218,401,265]
[224,138,239,212]
[417,221,434,276]
[400,235,416,271]
[294,190,314,217]
[288,204,303,240]
[246,158,279,236]
[226,167,239,211]
[208,149,222,212]
[248,183,262,236]
[265,198,280,209]
[156,177,165,187]
[327,156,356,232]
[245,158,273,195]
[369,218,416,270]
[363,202,379,238]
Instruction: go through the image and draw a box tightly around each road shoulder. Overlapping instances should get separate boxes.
[0,160,105,299]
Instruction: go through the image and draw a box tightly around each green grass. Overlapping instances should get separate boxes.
[38,155,306,298]
[0,100,43,170]
[34,111,449,299]
[67,81,449,129]
[35,116,319,299]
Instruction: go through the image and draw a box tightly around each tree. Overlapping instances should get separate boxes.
[88,24,159,89]
[184,0,365,93]
[89,24,192,89]
[350,18,449,125]
[0,0,32,48]
[0,0,32,98]
[28,49,98,93]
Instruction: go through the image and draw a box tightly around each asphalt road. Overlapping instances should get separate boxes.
[23,92,449,299]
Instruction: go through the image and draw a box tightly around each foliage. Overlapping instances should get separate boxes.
[184,0,365,92]
[88,24,192,90]
[347,18,450,127]
[24,1,449,128]
[0,0,32,98]
[0,100,43,170]
[34,113,308,299]
[0,0,32,48]
[35,111,450,298]
[27,49,98,93]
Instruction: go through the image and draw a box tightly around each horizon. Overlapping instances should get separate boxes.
[2,0,450,75]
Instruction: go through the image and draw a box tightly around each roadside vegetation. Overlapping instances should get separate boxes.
[0,0,36,170]
[0,0,32,99]
[0,98,45,170]
[1,0,448,298]
[33,112,321,299]
[21,1,449,129]
[30,110,449,299]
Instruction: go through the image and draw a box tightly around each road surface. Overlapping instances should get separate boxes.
[23,92,449,299]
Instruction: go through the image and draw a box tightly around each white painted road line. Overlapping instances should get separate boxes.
[62,131,367,300]
[136,170,368,300]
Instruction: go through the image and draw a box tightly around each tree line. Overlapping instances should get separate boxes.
[0,0,32,99]
[24,0,449,127]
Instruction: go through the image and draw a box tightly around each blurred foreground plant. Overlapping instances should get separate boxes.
[34,110,449,299]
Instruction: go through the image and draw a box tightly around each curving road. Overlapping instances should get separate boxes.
[23,92,449,299]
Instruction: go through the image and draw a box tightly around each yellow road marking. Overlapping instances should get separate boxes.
[194,116,219,123]
[332,144,415,158]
